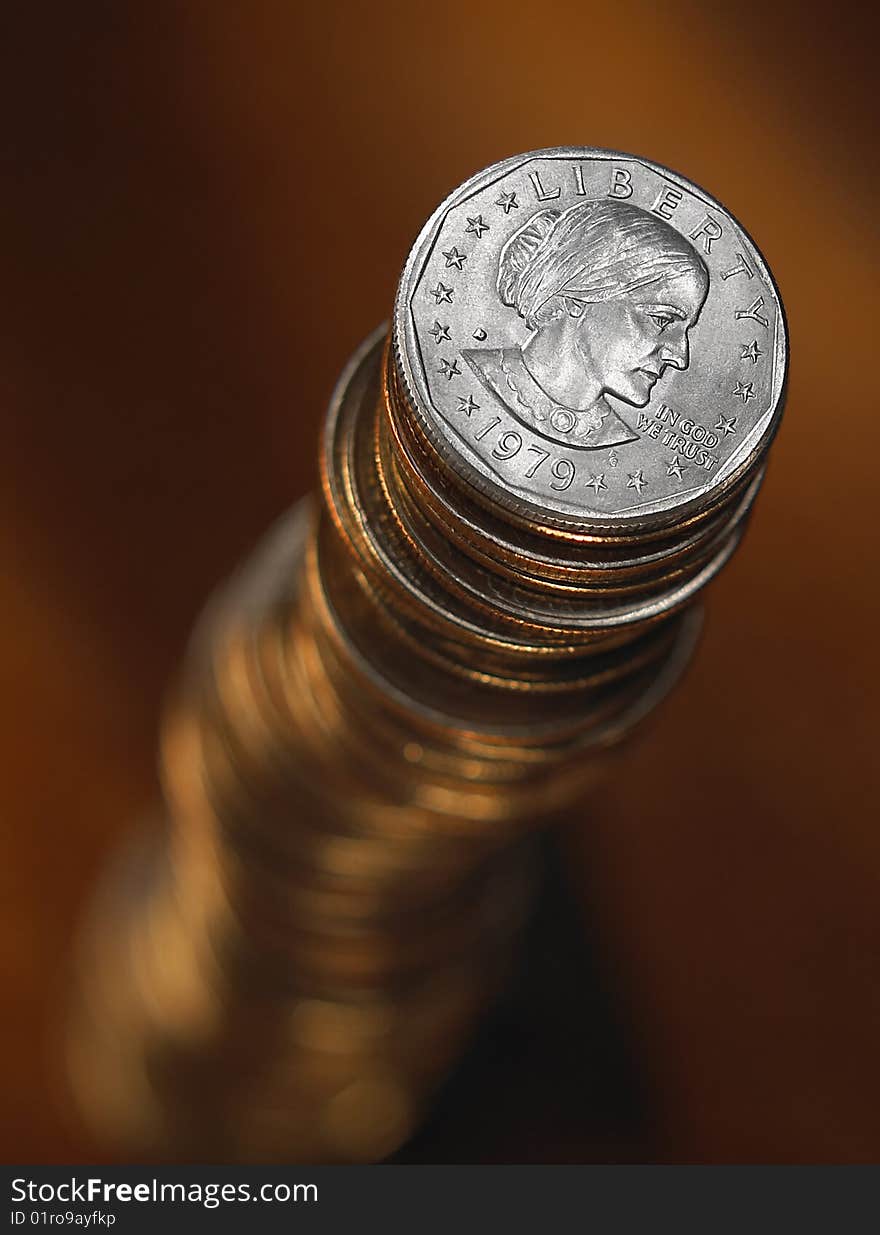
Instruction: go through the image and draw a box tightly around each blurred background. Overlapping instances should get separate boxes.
[1,0,877,1162]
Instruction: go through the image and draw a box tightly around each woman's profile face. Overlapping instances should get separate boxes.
[572,266,708,408]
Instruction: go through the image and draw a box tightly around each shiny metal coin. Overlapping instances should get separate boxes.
[392,147,786,531]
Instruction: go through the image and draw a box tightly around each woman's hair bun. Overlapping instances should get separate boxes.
[497,208,560,312]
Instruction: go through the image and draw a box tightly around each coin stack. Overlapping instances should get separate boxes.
[68,148,787,1161]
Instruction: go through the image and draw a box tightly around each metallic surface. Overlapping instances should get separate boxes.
[394,149,786,526]
[65,147,789,1162]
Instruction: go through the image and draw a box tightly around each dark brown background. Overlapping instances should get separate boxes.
[2,1,878,1162]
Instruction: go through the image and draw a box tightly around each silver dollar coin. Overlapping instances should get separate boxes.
[393,147,787,527]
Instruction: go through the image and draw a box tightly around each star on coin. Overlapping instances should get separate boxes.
[438,357,461,380]
[626,470,647,494]
[666,455,686,480]
[496,191,519,214]
[457,394,479,416]
[586,473,607,495]
[740,340,763,364]
[465,215,489,238]
[442,246,467,271]
[733,380,755,404]
[429,320,451,344]
[715,413,738,436]
[431,281,454,304]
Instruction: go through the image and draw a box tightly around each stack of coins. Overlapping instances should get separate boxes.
[68,148,787,1162]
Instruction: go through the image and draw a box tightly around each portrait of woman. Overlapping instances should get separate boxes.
[462,199,709,450]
